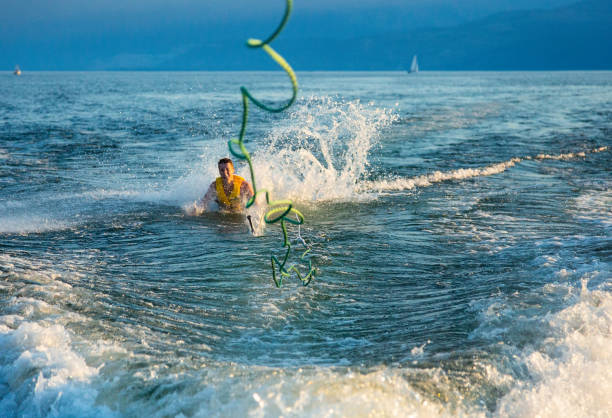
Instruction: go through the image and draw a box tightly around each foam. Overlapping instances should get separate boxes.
[0,320,117,418]
[2,255,610,417]
[469,264,612,418]
[114,365,466,418]
[0,215,72,234]
[236,367,456,417]
[363,146,608,193]
[572,190,612,227]
[495,280,612,417]
[0,255,118,417]
[1,256,463,417]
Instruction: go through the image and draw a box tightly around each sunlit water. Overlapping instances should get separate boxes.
[1,71,611,417]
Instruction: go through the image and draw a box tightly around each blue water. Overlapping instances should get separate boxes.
[1,71,611,417]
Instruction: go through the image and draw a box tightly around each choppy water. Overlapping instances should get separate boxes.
[1,71,611,417]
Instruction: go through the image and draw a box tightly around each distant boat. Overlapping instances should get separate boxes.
[14,65,21,76]
[408,55,419,73]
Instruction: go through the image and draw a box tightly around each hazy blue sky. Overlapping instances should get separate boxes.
[2,0,610,70]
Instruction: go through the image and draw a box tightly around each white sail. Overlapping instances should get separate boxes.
[410,55,419,73]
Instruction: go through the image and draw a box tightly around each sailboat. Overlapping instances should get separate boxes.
[408,55,419,73]
[14,65,21,76]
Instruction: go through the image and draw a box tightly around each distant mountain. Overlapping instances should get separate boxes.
[2,0,610,70]
[271,0,611,70]
[143,0,611,70]
[399,0,612,70]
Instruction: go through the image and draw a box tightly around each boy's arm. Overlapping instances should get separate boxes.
[200,182,216,208]
[241,180,255,203]
[187,182,215,215]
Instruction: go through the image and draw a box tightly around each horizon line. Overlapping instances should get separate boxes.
[6,69,612,73]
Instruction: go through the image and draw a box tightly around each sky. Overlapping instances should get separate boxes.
[1,0,576,35]
[2,0,610,70]
[0,0,574,22]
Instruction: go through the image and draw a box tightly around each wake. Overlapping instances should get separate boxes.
[361,146,608,193]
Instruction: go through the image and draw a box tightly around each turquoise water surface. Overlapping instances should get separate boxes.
[1,71,611,416]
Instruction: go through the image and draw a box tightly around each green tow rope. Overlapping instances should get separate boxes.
[227,0,316,287]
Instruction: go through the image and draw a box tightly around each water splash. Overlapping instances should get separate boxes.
[250,96,397,203]
[471,275,612,418]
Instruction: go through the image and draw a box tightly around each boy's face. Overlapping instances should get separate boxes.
[218,162,234,182]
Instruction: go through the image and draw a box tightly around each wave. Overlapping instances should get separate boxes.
[1,253,610,416]
[573,190,612,226]
[495,282,612,416]
[1,90,607,237]
[187,95,606,204]
[0,255,118,418]
[470,272,612,417]
[0,215,73,234]
[362,146,608,193]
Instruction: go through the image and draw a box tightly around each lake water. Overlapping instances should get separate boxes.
[1,71,611,417]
